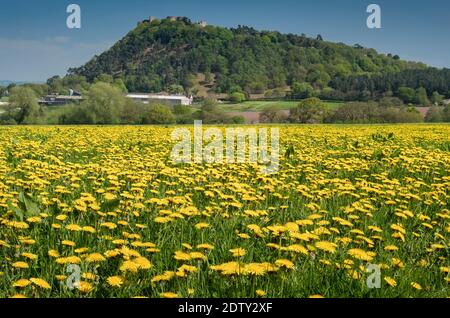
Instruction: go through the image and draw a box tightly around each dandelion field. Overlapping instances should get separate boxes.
[0,124,449,298]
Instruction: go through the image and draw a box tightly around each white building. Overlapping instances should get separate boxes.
[126,93,193,106]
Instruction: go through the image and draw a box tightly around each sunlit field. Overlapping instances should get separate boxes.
[0,124,449,298]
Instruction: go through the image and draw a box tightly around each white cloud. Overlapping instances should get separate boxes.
[45,36,71,44]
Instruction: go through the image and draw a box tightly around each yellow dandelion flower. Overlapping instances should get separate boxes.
[197,243,214,250]
[62,240,76,247]
[107,276,124,287]
[275,259,294,269]
[12,279,31,288]
[78,281,94,293]
[21,253,38,260]
[195,222,210,230]
[85,253,106,263]
[315,241,338,253]
[30,278,51,290]
[229,248,246,257]
[161,292,178,298]
[384,276,397,287]
[12,262,29,269]
[151,271,175,283]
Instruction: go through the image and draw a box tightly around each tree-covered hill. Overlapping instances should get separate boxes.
[68,16,449,100]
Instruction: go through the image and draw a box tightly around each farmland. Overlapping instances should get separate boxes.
[215,100,343,112]
[0,124,449,298]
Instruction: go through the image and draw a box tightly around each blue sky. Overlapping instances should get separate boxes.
[0,0,449,82]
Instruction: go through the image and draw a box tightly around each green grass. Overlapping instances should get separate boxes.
[216,100,343,112]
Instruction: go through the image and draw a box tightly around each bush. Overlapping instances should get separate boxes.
[120,100,145,124]
[59,105,95,124]
[379,107,424,123]
[142,104,176,124]
[85,82,127,124]
[9,86,42,124]
[173,105,194,124]
[229,92,246,103]
[443,105,450,122]
[378,97,404,107]
[260,107,288,123]
[289,97,328,123]
[0,117,17,125]
[264,88,286,99]
[425,106,444,122]
[291,82,314,99]
[330,102,380,123]
[230,115,246,124]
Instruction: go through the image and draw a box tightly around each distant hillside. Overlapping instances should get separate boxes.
[68,16,449,99]
[0,80,29,86]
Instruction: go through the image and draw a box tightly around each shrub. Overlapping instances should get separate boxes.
[425,106,444,123]
[289,97,328,123]
[230,115,246,124]
[85,82,127,124]
[260,107,288,123]
[229,92,246,103]
[9,86,41,124]
[142,104,176,124]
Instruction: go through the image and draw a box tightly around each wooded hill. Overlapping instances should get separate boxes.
[68,16,449,101]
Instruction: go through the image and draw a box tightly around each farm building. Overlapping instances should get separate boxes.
[126,93,193,106]
[38,90,84,106]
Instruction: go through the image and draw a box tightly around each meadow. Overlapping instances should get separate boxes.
[0,124,449,298]
[216,100,343,112]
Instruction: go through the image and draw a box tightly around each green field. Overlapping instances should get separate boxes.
[216,100,343,112]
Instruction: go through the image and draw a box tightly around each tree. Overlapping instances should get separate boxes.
[47,76,65,94]
[378,97,404,107]
[425,106,444,122]
[0,86,6,98]
[397,87,416,104]
[204,72,213,83]
[113,78,128,93]
[229,92,246,103]
[183,74,197,93]
[85,82,126,124]
[414,87,430,105]
[431,91,444,105]
[168,84,185,95]
[289,97,328,123]
[442,105,450,122]
[291,82,314,99]
[196,98,230,123]
[94,73,114,84]
[260,107,288,123]
[9,86,41,124]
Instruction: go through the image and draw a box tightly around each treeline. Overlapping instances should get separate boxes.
[0,74,127,98]
[2,83,449,126]
[67,17,449,101]
[0,83,245,125]
[259,98,450,124]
